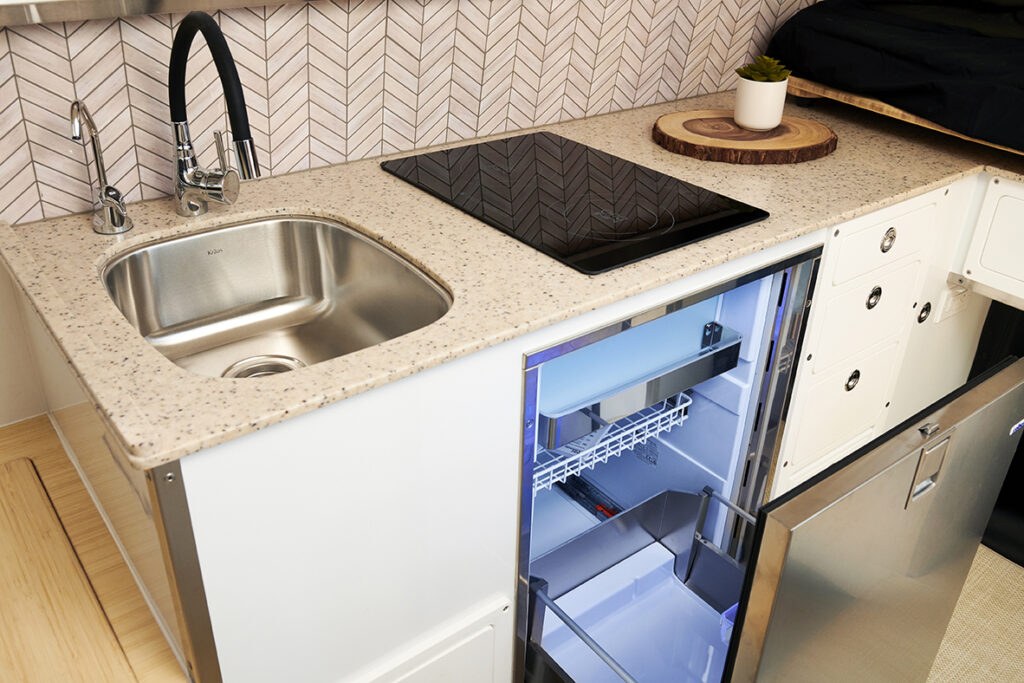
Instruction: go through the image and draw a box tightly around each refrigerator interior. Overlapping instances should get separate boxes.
[540,545,728,683]
[527,271,780,682]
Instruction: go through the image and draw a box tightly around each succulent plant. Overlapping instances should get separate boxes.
[735,55,791,82]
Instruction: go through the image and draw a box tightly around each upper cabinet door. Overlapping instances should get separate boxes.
[727,358,1024,682]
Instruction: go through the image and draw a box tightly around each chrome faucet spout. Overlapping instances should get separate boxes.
[168,11,260,217]
[70,100,132,235]
[70,101,106,185]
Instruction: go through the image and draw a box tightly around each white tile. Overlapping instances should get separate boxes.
[0,0,791,221]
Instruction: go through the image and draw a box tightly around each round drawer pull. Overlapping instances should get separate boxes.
[880,227,897,253]
[918,302,932,323]
[845,370,861,391]
[866,286,882,310]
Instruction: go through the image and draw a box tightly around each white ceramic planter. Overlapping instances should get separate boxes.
[733,78,788,131]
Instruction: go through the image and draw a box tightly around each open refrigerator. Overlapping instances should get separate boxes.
[517,249,1024,682]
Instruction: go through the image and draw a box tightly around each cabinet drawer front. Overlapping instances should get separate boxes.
[784,343,899,478]
[832,203,934,285]
[813,260,921,374]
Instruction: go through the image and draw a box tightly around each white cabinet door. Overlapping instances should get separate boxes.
[830,201,934,285]
[962,175,1024,311]
[780,342,901,484]
[811,259,922,374]
[178,341,524,683]
[773,179,989,498]
[371,598,512,683]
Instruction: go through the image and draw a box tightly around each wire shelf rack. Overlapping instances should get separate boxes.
[533,393,693,494]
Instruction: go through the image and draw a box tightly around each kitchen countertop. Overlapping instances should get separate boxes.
[3,90,1023,469]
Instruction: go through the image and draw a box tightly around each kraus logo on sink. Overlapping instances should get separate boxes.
[207,248,224,256]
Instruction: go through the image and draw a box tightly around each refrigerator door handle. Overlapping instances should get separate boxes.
[906,435,951,507]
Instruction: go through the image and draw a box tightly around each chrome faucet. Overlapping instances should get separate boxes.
[70,100,133,235]
[168,11,260,217]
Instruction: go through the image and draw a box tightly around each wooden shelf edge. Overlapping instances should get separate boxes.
[787,75,1023,158]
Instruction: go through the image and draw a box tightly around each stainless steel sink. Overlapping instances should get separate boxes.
[103,216,451,378]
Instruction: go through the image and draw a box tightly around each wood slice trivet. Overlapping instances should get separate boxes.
[653,109,837,164]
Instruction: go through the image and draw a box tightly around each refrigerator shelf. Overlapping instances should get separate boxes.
[537,302,736,420]
[533,393,693,493]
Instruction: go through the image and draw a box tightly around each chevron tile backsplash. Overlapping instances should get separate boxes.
[0,0,815,226]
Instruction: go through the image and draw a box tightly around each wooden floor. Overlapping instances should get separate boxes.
[0,415,1021,682]
[0,458,137,681]
[0,416,185,682]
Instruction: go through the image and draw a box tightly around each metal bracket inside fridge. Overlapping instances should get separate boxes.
[682,486,757,612]
[540,321,741,450]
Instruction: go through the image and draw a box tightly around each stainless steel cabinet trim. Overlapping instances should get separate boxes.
[728,515,790,680]
[514,366,540,683]
[149,461,222,683]
[740,257,819,517]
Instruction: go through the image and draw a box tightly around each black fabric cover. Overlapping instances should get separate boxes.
[767,0,1024,151]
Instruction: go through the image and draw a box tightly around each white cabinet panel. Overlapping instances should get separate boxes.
[832,202,934,285]
[978,195,1024,277]
[180,341,524,683]
[885,179,991,429]
[395,627,495,683]
[778,342,900,488]
[374,598,511,683]
[1,267,44,424]
[774,181,986,499]
[963,176,1024,310]
[812,259,921,374]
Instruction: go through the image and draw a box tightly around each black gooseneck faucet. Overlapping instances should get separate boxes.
[168,11,261,217]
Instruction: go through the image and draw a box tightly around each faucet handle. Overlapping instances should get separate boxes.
[100,185,127,214]
[95,184,133,235]
[213,130,232,172]
[200,167,240,205]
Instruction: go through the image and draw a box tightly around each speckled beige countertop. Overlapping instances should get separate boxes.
[3,91,1023,469]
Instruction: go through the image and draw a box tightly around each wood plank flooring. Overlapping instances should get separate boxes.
[0,416,185,682]
[0,415,1021,682]
[0,458,137,681]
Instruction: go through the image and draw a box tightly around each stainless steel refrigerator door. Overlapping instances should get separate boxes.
[727,358,1024,683]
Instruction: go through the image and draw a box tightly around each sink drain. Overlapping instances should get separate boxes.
[221,354,307,378]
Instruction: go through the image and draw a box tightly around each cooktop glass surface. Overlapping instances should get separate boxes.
[381,132,769,275]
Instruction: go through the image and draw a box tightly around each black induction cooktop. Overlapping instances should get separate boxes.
[381,132,769,275]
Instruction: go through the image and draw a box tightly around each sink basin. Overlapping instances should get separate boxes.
[103,216,451,378]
